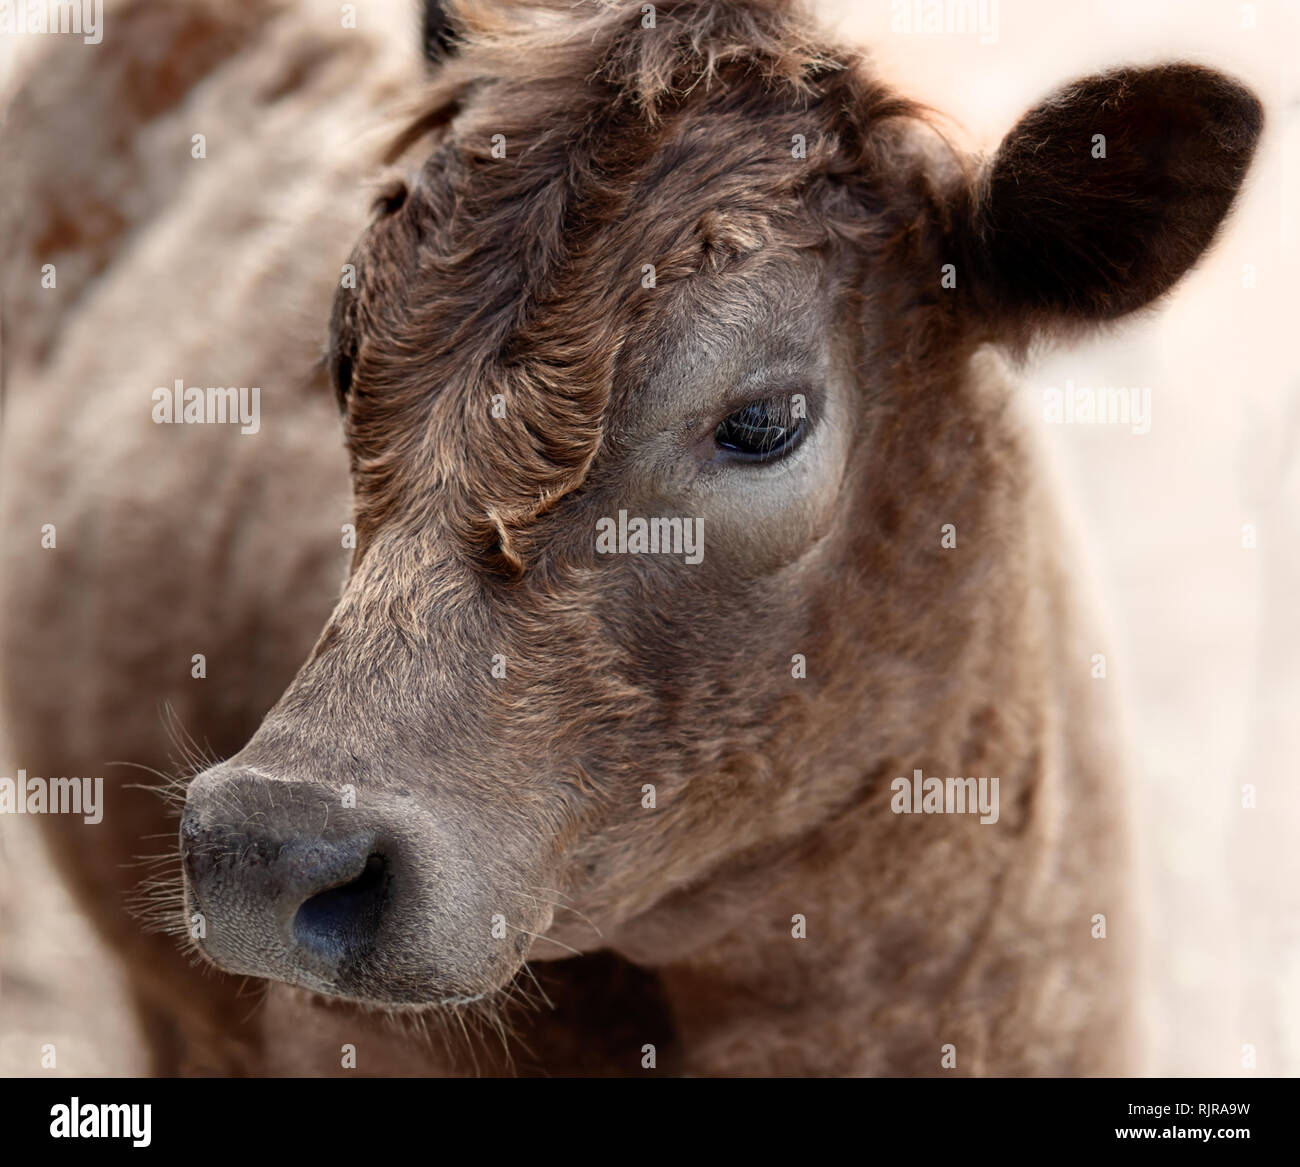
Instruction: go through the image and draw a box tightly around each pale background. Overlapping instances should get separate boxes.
[2,0,1297,1076]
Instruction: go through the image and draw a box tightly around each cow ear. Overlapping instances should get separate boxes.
[967,63,1262,338]
[422,0,460,65]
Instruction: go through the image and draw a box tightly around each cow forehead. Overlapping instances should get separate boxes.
[345,131,846,551]
[338,3,924,560]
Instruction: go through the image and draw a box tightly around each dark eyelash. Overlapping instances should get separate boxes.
[714,397,805,462]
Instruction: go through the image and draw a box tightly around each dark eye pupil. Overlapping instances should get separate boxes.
[714,398,803,460]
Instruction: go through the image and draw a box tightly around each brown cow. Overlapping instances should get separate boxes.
[0,0,1261,1075]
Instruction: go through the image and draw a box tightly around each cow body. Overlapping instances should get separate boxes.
[0,0,1259,1075]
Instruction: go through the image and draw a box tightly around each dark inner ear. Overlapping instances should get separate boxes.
[970,63,1262,331]
[422,0,459,64]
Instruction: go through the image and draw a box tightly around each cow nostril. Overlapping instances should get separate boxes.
[334,853,386,898]
[293,852,390,962]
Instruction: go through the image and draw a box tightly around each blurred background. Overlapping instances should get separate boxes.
[2,0,1298,1075]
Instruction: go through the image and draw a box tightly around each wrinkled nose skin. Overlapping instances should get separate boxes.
[181,770,409,998]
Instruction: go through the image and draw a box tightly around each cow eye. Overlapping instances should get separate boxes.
[714,397,805,461]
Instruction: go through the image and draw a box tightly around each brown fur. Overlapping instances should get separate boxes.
[0,0,1260,1075]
